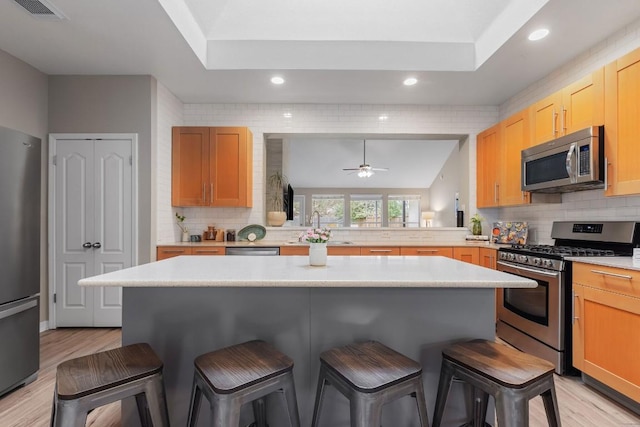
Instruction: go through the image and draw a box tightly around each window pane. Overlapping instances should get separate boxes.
[351,195,382,228]
[388,195,421,228]
[311,195,344,227]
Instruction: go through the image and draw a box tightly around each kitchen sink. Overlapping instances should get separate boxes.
[328,241,353,246]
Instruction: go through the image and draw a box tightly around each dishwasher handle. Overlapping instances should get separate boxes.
[0,297,38,321]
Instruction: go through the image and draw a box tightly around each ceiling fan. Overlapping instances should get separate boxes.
[342,140,389,177]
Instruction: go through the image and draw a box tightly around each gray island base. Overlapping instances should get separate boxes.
[80,255,536,426]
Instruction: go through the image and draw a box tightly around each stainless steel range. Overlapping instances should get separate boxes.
[496,221,640,374]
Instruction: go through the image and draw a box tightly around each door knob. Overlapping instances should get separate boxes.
[92,242,102,249]
[82,242,92,248]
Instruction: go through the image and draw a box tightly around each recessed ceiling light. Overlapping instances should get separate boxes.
[271,76,285,85]
[283,112,292,118]
[528,28,549,41]
[403,77,418,86]
[379,115,388,121]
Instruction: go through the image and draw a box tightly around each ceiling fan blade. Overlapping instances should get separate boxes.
[371,167,389,171]
[342,168,360,171]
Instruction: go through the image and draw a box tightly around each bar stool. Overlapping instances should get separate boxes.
[50,342,170,427]
[432,339,561,427]
[186,340,300,427]
[311,340,430,427]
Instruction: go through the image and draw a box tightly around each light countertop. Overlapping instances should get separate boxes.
[79,255,535,288]
[567,256,640,271]
[158,240,506,249]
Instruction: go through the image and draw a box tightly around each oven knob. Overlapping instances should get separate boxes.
[533,258,541,266]
[542,259,552,268]
[518,255,528,263]
[507,253,516,261]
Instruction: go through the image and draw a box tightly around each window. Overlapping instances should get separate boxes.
[293,195,305,226]
[311,195,345,227]
[388,195,421,228]
[350,194,383,227]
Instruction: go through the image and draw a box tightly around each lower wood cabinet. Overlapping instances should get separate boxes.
[279,246,309,256]
[157,246,192,260]
[191,247,225,256]
[479,248,497,269]
[359,246,401,256]
[453,247,480,264]
[328,246,361,256]
[400,247,453,257]
[572,262,640,402]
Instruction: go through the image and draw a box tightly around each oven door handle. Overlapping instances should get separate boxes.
[497,261,561,279]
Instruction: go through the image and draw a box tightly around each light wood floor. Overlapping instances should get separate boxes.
[0,328,639,426]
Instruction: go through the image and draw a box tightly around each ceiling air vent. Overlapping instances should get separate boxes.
[13,0,66,19]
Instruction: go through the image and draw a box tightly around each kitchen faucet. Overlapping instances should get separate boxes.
[312,210,321,228]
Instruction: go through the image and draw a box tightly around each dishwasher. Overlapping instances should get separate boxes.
[225,247,280,256]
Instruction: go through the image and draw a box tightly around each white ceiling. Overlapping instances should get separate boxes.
[1,0,640,105]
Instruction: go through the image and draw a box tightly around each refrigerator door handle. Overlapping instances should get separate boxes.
[0,298,38,321]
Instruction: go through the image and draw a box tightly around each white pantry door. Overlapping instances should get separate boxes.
[51,136,134,327]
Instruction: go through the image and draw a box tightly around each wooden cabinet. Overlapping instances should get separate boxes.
[360,246,400,256]
[500,109,530,206]
[531,68,604,145]
[604,48,640,196]
[400,247,453,257]
[328,246,361,256]
[157,246,191,260]
[172,126,253,207]
[479,248,497,269]
[572,262,640,402]
[476,124,501,208]
[191,247,225,256]
[279,246,309,256]
[452,247,479,264]
[476,110,530,208]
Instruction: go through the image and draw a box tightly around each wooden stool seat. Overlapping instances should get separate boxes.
[433,339,561,427]
[311,340,430,427]
[195,339,294,394]
[320,340,423,392]
[51,343,170,427]
[442,339,555,388]
[186,340,300,427]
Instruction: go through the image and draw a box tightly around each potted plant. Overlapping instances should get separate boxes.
[299,227,332,266]
[266,171,288,226]
[470,213,483,236]
[175,212,189,242]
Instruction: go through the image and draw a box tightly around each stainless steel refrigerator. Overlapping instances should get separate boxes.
[0,126,40,397]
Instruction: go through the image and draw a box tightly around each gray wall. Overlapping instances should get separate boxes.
[429,141,464,227]
[0,48,49,322]
[48,75,155,265]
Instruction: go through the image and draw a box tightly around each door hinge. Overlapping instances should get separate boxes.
[52,155,57,166]
[53,293,57,303]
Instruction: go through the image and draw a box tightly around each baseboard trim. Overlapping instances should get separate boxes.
[39,321,49,333]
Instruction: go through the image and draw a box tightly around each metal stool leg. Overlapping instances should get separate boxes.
[252,398,268,427]
[135,393,151,427]
[211,396,241,427]
[432,359,455,427]
[282,373,301,427]
[412,377,431,427]
[495,389,529,427]
[311,369,328,427]
[541,377,562,427]
[186,374,203,427]
[350,394,382,427]
[144,374,170,427]
[53,399,88,427]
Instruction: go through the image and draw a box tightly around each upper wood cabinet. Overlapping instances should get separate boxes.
[604,48,640,196]
[172,126,253,207]
[530,68,604,146]
[476,124,501,208]
[500,109,530,206]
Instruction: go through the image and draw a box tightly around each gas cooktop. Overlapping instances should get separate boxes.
[508,244,616,257]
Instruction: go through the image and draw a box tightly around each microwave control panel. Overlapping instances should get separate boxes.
[578,144,590,176]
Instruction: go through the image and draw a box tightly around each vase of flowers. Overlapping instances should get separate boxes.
[300,227,332,266]
[176,212,189,242]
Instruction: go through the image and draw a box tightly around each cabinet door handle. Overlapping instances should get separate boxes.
[604,156,610,189]
[82,242,92,248]
[210,183,214,204]
[163,250,185,254]
[552,108,557,135]
[590,269,633,280]
[194,249,220,254]
[416,249,438,253]
[561,105,567,134]
[202,183,206,203]
[495,183,499,203]
[572,291,579,324]
[92,242,101,249]
[369,249,392,253]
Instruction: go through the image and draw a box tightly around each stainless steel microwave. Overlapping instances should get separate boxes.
[521,126,604,193]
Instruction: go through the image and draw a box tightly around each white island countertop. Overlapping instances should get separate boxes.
[79,255,535,288]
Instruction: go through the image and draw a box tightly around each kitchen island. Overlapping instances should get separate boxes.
[80,255,535,427]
